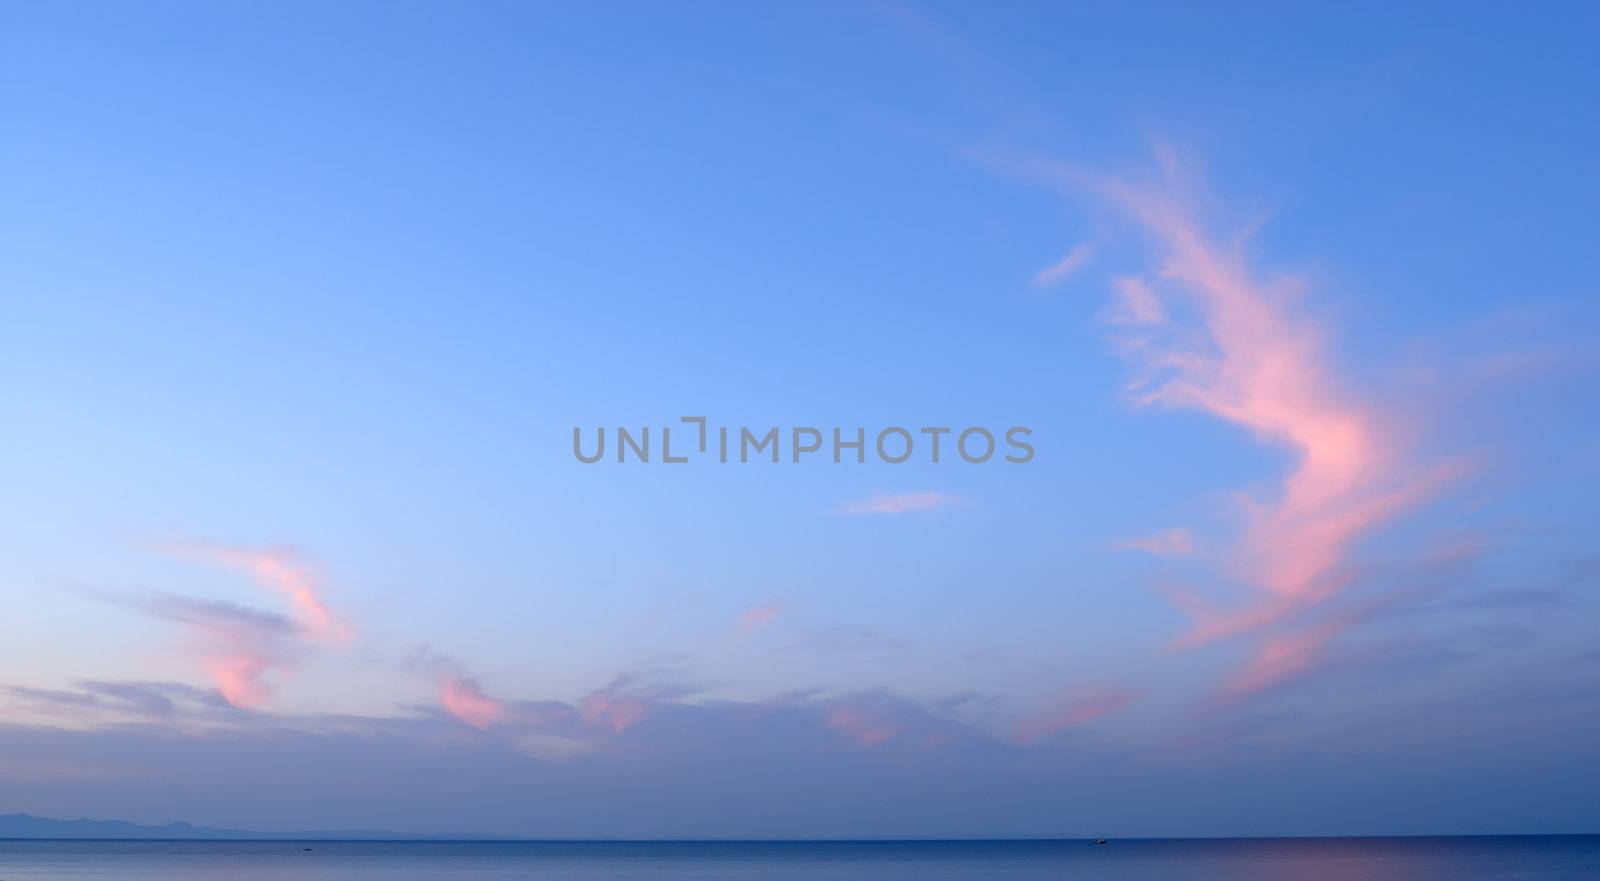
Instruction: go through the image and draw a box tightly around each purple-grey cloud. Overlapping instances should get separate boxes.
[2,670,1595,838]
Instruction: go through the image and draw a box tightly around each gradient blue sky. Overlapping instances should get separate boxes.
[2,1,1598,837]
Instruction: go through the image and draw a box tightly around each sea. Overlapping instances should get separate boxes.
[2,837,1598,880]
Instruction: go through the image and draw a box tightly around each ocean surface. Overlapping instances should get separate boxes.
[2,837,1598,880]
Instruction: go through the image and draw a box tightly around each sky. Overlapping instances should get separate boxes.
[2,1,1598,838]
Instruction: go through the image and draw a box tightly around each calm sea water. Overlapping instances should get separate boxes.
[2,837,1598,880]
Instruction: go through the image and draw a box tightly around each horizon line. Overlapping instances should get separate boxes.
[5,834,1597,843]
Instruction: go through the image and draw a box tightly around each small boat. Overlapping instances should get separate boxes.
[1092,838,1108,845]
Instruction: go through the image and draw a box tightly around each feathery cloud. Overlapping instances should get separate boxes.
[92,590,299,708]
[1082,148,1467,697]
[839,491,957,516]
[440,676,504,730]
[95,539,358,708]
[736,599,786,634]
[1016,689,1143,743]
[404,644,506,730]
[1034,242,1094,286]
[164,541,351,644]
[1115,527,1195,557]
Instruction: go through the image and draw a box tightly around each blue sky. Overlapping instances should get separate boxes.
[1,2,1597,837]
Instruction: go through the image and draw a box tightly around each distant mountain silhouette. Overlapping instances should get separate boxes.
[0,813,460,840]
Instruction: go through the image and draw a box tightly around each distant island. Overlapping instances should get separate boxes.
[0,813,472,841]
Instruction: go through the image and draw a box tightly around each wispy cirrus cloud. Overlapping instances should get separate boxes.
[1034,241,1094,286]
[162,540,351,644]
[576,674,699,735]
[1103,275,1165,325]
[440,677,504,730]
[5,680,234,724]
[839,491,958,516]
[91,589,300,708]
[736,599,786,635]
[1016,688,1143,743]
[85,540,354,709]
[98,590,297,637]
[1099,151,1438,601]
[1072,148,1468,697]
[403,644,505,730]
[1115,527,1195,557]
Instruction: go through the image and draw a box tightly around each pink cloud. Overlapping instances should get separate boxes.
[403,645,508,729]
[208,653,274,709]
[151,540,351,707]
[579,690,647,734]
[1099,155,1431,602]
[171,542,351,644]
[737,599,786,634]
[1104,276,1164,324]
[95,591,298,709]
[1115,527,1195,557]
[826,706,902,748]
[1217,627,1336,701]
[440,676,504,730]
[574,677,667,735]
[1034,242,1094,286]
[839,491,957,516]
[1087,149,1466,697]
[1210,536,1489,700]
[1016,689,1142,743]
